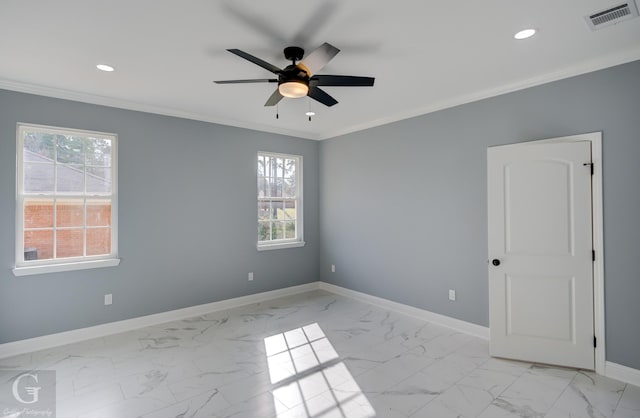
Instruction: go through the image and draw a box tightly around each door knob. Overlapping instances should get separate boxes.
[492,259,501,266]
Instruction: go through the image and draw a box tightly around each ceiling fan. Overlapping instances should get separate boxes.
[214,43,375,107]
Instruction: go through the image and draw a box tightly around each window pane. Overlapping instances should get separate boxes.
[272,201,285,220]
[87,227,111,256]
[258,221,271,241]
[258,155,265,177]
[57,228,84,258]
[285,221,296,239]
[267,157,276,177]
[24,229,54,260]
[258,201,271,221]
[57,135,84,164]
[284,159,296,179]
[23,132,55,162]
[24,163,54,192]
[275,158,284,178]
[24,199,54,228]
[86,166,112,193]
[87,200,111,226]
[283,200,296,220]
[270,177,282,197]
[283,177,296,198]
[85,137,112,166]
[258,177,268,198]
[56,200,84,227]
[273,221,284,240]
[57,164,85,192]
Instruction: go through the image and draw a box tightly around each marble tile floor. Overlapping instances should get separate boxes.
[0,290,638,417]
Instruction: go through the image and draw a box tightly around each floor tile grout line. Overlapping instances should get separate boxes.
[474,359,534,417]
[611,380,628,416]
[545,373,579,416]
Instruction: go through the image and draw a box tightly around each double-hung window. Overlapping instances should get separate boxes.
[257,152,304,250]
[14,123,119,276]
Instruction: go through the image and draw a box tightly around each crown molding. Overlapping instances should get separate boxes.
[2,47,639,142]
[319,47,640,140]
[0,79,321,140]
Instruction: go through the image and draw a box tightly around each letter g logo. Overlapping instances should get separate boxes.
[12,372,41,404]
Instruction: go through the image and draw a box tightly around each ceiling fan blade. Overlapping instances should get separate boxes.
[298,43,340,76]
[227,49,282,74]
[292,1,338,46]
[311,75,375,87]
[221,3,287,46]
[214,79,277,84]
[264,89,284,106]
[308,86,338,107]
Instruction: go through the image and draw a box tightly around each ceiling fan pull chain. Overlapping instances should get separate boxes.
[306,98,314,122]
[276,103,279,120]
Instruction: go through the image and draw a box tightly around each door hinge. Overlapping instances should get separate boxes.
[592,250,596,261]
[584,162,594,175]
[594,336,597,348]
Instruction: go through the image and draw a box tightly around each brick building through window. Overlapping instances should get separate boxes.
[16,124,117,268]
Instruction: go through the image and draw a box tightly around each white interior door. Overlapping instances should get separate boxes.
[487,139,594,370]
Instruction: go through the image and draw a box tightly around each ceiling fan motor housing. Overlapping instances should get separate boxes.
[283,46,305,63]
[280,64,309,85]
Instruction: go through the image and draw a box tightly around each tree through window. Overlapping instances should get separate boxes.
[16,124,118,269]
[257,152,304,250]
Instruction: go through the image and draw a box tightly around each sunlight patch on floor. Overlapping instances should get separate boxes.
[264,323,375,417]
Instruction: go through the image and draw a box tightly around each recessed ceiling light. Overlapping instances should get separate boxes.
[305,111,315,116]
[96,64,115,72]
[514,29,536,40]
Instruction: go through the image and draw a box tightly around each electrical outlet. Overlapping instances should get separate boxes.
[104,294,112,305]
[448,289,456,301]
[248,272,254,281]
[331,264,336,273]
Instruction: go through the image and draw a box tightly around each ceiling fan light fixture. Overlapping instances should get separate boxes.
[279,81,308,98]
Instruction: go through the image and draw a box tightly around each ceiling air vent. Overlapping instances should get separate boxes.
[585,1,639,30]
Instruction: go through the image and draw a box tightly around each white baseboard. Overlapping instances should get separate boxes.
[605,361,640,388]
[318,282,490,339]
[4,279,637,388]
[318,283,640,387]
[0,280,488,361]
[0,282,320,359]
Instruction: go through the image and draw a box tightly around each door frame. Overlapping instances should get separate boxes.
[512,132,604,373]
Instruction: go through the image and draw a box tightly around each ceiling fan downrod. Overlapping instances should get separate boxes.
[283,46,304,65]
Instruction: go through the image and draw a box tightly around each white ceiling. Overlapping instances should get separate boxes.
[1,1,639,140]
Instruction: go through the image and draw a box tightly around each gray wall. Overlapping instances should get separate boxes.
[2,60,639,371]
[319,59,640,370]
[0,90,319,344]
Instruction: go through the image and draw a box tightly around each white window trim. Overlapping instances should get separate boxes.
[257,241,306,252]
[13,123,119,276]
[13,259,121,277]
[257,151,305,251]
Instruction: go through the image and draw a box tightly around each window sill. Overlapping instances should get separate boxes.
[13,258,121,277]
[257,241,306,252]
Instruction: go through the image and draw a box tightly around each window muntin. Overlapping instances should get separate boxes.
[257,152,303,248]
[16,124,117,268]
